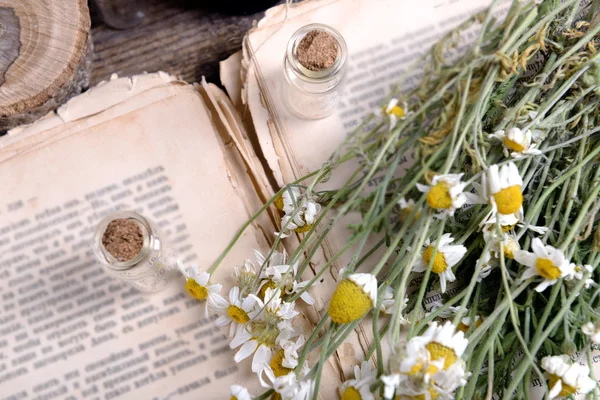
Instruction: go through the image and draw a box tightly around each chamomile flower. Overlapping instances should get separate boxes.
[484,162,524,216]
[277,192,321,237]
[398,197,420,224]
[340,361,378,400]
[179,263,222,305]
[565,263,594,289]
[483,229,520,260]
[275,186,302,212]
[411,321,468,371]
[417,174,468,217]
[583,321,600,344]
[414,234,467,293]
[209,286,257,338]
[328,273,378,324]
[514,238,574,292]
[379,98,408,129]
[278,335,305,369]
[230,287,297,371]
[379,286,408,315]
[258,366,314,400]
[490,127,541,158]
[263,257,315,305]
[233,258,257,297]
[230,385,252,400]
[541,355,596,398]
[480,211,549,235]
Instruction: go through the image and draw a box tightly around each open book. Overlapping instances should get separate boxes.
[4,0,581,399]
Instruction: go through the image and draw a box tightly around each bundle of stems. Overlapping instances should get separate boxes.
[208,0,600,399]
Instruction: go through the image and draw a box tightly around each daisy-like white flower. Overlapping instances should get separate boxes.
[328,273,378,324]
[490,127,542,158]
[483,162,524,216]
[565,263,594,289]
[583,321,600,344]
[178,262,222,304]
[230,385,252,400]
[209,286,257,338]
[482,229,520,260]
[263,258,315,305]
[278,335,305,369]
[414,234,467,293]
[340,361,378,400]
[417,174,468,217]
[275,186,302,213]
[258,367,313,400]
[230,287,298,371]
[514,238,574,292]
[477,251,495,282]
[379,286,408,315]
[410,321,468,371]
[398,197,421,225]
[276,190,321,237]
[480,211,549,235]
[233,258,257,297]
[378,98,408,129]
[382,362,467,400]
[426,303,481,334]
[541,355,597,398]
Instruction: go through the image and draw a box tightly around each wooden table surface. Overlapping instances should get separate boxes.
[89,0,268,86]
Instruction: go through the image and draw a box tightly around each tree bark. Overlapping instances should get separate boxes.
[0,0,92,130]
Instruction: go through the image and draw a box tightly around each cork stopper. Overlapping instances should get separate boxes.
[101,218,144,262]
[296,30,339,72]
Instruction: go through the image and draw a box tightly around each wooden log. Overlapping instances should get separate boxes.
[0,0,92,130]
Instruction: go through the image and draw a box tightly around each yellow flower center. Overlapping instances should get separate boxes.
[548,374,577,397]
[258,280,284,301]
[457,317,483,333]
[230,397,237,400]
[400,205,421,224]
[399,387,438,400]
[385,104,405,118]
[270,349,293,377]
[426,182,453,210]
[426,342,457,370]
[408,361,439,377]
[275,195,285,211]
[536,257,561,280]
[492,185,523,215]
[185,278,208,300]
[503,138,526,153]
[227,305,250,324]
[501,224,516,233]
[295,223,313,233]
[271,392,283,400]
[341,386,362,400]
[329,279,373,324]
[422,245,448,274]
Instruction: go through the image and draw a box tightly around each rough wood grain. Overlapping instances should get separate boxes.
[0,0,92,129]
[90,0,264,86]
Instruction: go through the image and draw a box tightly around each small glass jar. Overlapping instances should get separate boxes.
[283,23,348,119]
[92,211,179,293]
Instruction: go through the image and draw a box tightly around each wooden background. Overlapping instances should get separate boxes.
[89,0,270,86]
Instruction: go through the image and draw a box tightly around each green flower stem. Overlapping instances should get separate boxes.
[462,307,509,399]
[296,312,328,378]
[408,219,448,338]
[502,278,589,400]
[311,325,334,400]
[391,214,434,343]
[467,279,532,355]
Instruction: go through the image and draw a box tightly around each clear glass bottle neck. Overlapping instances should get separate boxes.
[93,211,154,271]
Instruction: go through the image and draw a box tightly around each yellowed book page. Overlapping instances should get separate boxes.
[239,0,515,380]
[0,78,273,399]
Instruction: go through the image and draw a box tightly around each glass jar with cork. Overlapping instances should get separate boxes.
[283,23,348,119]
[92,211,179,293]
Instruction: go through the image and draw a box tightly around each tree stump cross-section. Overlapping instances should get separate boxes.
[0,0,92,130]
